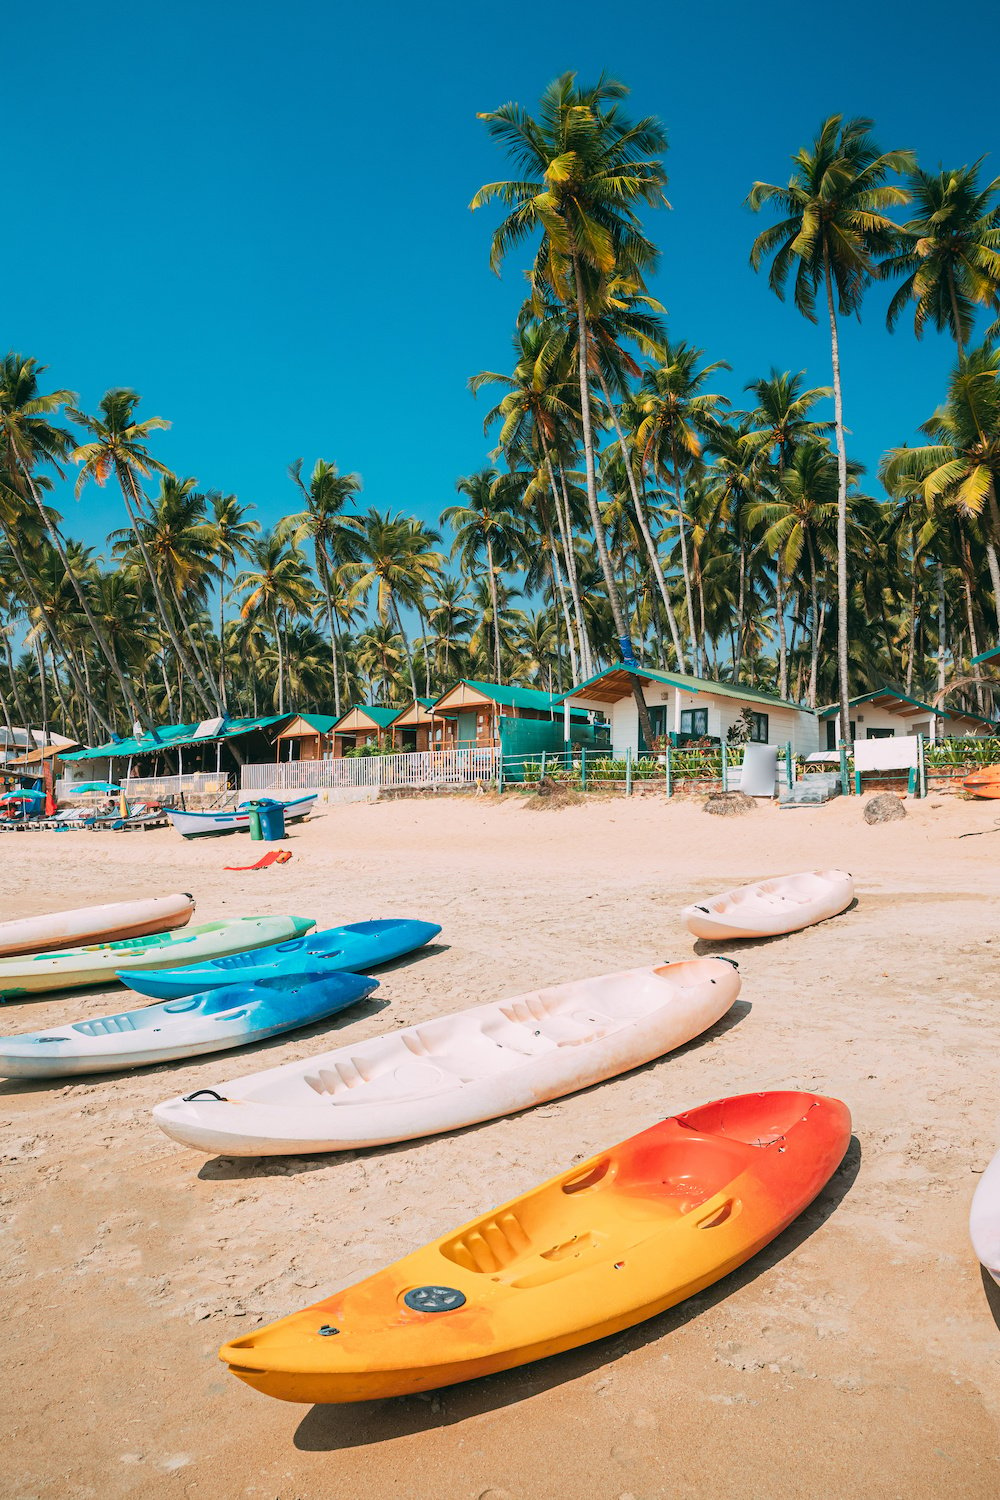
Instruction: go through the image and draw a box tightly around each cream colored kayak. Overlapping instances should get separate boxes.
[0,892,195,959]
[682,870,854,941]
[970,1146,1000,1286]
[0,916,315,998]
[152,957,741,1156]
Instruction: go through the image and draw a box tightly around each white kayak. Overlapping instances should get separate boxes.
[682,870,854,941]
[152,957,741,1157]
[0,892,195,958]
[0,915,315,997]
[970,1146,1000,1285]
[166,795,317,839]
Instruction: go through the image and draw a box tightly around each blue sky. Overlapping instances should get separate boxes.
[6,0,996,555]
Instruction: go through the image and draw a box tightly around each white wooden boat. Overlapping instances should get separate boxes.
[682,870,854,941]
[970,1146,1000,1285]
[0,892,194,958]
[166,794,317,839]
[152,957,741,1156]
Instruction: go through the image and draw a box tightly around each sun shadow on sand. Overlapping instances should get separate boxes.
[195,1001,752,1183]
[981,1266,1000,1331]
[291,1134,862,1451]
[691,902,859,957]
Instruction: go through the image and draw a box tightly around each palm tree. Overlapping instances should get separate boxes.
[881,344,1000,640]
[748,441,859,707]
[0,354,153,731]
[636,341,731,674]
[71,389,220,718]
[233,530,316,714]
[341,511,443,702]
[748,115,913,744]
[473,72,668,743]
[109,475,220,705]
[355,621,406,705]
[285,458,362,716]
[740,370,833,696]
[442,469,527,682]
[883,161,1000,357]
[471,319,593,678]
[204,492,259,707]
[426,578,475,679]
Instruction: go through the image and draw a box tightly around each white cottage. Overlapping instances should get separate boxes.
[560,667,820,757]
[818,688,995,748]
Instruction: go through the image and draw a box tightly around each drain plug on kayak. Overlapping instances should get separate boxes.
[404,1286,467,1313]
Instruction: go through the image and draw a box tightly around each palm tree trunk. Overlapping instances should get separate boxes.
[316,544,342,718]
[667,444,701,675]
[775,565,789,699]
[33,637,50,744]
[390,596,419,702]
[16,459,151,729]
[273,608,285,714]
[485,534,502,682]
[984,481,1000,637]
[936,560,947,695]
[905,537,918,694]
[823,246,852,748]
[571,254,655,749]
[546,524,578,682]
[597,371,686,669]
[116,463,218,716]
[541,442,589,677]
[735,539,747,680]
[807,532,821,708]
[218,564,228,709]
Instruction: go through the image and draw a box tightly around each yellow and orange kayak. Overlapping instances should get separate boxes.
[220,1089,852,1403]
[963,765,1000,798]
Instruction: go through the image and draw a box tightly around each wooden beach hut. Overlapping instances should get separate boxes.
[329,705,402,757]
[273,713,338,762]
[429,680,566,749]
[388,698,456,752]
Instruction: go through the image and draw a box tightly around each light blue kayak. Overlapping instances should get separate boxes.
[117,918,441,1000]
[0,970,379,1078]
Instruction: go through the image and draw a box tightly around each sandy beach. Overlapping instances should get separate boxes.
[3,792,1000,1499]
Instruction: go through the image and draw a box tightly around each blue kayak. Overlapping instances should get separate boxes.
[0,970,379,1078]
[117,918,441,1000]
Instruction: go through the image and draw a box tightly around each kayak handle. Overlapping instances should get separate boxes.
[183,1089,227,1102]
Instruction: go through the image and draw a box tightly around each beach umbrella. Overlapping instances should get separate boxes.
[68,781,121,795]
[0,788,45,803]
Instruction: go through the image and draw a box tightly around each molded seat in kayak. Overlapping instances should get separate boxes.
[117,919,440,999]
[682,870,854,941]
[0,971,378,1078]
[152,958,742,1156]
[217,1089,852,1403]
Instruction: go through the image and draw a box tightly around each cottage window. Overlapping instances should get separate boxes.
[680,708,709,737]
[748,712,769,743]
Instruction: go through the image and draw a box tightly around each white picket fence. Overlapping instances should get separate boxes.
[241,748,502,794]
[122,772,232,800]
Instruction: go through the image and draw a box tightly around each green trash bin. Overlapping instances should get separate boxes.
[246,802,265,841]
